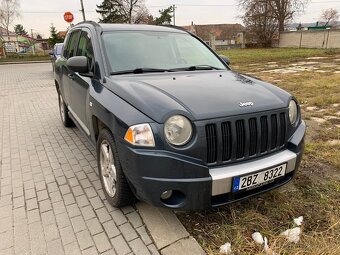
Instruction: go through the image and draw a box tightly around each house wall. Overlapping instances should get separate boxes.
[279,30,340,48]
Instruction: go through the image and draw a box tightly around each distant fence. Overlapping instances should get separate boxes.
[279,29,340,48]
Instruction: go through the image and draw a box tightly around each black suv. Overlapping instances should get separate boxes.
[54,21,305,210]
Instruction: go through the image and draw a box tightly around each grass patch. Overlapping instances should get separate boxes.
[258,72,340,108]
[304,123,340,169]
[0,54,50,63]
[218,48,340,65]
[178,177,340,255]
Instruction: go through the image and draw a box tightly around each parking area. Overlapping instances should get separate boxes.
[0,63,158,255]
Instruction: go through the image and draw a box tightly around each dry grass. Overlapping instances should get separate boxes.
[177,48,340,255]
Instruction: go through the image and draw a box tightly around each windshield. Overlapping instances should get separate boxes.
[102,31,227,73]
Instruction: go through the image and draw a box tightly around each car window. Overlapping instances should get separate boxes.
[64,30,80,59]
[102,31,226,73]
[76,31,95,72]
[175,36,209,64]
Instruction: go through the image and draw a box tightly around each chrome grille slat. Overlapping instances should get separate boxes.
[249,118,257,156]
[270,114,278,149]
[206,124,217,163]
[221,122,232,161]
[279,113,286,146]
[260,116,268,153]
[236,120,245,159]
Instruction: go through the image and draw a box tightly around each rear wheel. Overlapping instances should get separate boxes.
[97,129,136,207]
[58,93,74,127]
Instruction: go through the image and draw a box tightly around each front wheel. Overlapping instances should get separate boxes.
[97,129,136,207]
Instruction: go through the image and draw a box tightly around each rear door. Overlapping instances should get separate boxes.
[68,29,95,136]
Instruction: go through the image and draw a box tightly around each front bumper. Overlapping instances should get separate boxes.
[118,121,305,210]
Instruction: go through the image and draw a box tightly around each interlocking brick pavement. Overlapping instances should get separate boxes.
[0,63,159,255]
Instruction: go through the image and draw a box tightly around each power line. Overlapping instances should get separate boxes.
[19,1,340,14]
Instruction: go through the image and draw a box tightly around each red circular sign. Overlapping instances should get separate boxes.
[64,12,74,23]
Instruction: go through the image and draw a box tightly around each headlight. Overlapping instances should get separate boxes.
[289,100,298,124]
[164,115,192,146]
[124,124,155,147]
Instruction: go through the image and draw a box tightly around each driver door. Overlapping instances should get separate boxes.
[68,29,95,136]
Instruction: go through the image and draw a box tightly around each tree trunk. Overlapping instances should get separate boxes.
[278,18,285,32]
[129,0,133,23]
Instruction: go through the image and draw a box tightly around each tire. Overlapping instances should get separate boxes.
[97,128,136,207]
[58,92,74,127]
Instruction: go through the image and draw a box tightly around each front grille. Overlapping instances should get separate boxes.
[206,111,287,164]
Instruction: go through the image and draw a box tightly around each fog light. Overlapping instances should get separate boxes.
[160,190,173,200]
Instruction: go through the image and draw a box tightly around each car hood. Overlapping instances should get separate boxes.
[105,70,291,123]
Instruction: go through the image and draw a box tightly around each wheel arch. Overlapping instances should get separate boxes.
[92,115,110,142]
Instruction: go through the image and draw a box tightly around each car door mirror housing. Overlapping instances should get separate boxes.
[219,55,230,65]
[67,56,89,74]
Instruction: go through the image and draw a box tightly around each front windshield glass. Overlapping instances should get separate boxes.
[102,31,227,73]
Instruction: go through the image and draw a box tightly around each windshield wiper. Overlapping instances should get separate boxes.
[171,65,222,71]
[110,68,175,75]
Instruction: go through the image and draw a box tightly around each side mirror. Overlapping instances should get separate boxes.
[219,55,230,65]
[67,56,89,74]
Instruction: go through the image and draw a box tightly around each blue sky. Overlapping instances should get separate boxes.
[17,0,340,37]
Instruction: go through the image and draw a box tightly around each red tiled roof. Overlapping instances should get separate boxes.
[57,31,67,38]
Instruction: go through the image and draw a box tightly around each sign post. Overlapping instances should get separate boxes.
[64,12,74,23]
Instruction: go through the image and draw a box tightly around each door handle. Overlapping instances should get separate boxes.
[68,74,75,80]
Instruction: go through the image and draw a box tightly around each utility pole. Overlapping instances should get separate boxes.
[31,29,36,56]
[80,0,86,21]
[173,4,176,26]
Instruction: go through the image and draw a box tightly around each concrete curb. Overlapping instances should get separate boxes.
[136,202,206,255]
[0,60,51,65]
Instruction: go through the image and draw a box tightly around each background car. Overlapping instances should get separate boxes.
[50,43,63,72]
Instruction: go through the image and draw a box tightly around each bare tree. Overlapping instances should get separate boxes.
[321,8,339,26]
[239,0,309,35]
[97,0,149,24]
[269,0,309,32]
[0,0,20,37]
[240,0,278,47]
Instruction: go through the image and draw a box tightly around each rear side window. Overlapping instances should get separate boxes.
[76,31,95,71]
[64,30,80,59]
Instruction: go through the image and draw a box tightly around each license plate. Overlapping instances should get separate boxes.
[232,163,287,192]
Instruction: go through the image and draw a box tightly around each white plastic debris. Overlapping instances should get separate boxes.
[280,227,301,243]
[264,237,269,253]
[219,242,232,254]
[293,216,303,226]
[252,232,264,244]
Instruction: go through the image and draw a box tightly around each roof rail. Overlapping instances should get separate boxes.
[159,24,189,32]
[74,20,100,27]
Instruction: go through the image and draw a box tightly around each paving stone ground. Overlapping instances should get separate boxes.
[0,63,159,255]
